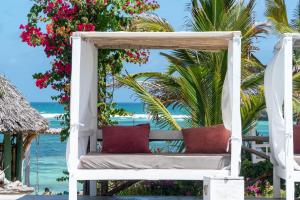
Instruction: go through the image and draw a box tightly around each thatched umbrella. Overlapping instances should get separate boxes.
[0,75,48,182]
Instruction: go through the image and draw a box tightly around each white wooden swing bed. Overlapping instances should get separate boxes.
[67,31,242,200]
[265,33,300,200]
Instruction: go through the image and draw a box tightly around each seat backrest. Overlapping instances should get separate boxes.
[96,130,183,141]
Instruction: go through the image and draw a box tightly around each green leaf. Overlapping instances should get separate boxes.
[116,75,181,131]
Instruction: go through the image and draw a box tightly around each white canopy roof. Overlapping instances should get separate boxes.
[275,33,300,49]
[72,31,241,50]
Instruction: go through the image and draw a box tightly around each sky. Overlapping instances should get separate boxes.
[0,0,298,103]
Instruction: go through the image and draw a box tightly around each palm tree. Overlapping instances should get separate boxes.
[266,0,300,120]
[119,0,268,133]
[118,0,267,131]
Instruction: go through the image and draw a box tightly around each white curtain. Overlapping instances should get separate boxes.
[66,39,98,170]
[265,38,300,170]
[222,72,232,131]
[221,36,242,176]
[222,39,241,134]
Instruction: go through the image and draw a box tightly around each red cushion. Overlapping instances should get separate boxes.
[102,124,151,153]
[182,124,230,153]
[294,125,300,153]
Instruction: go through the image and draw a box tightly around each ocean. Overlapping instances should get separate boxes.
[28,102,269,194]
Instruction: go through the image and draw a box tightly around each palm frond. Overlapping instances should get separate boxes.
[241,72,264,90]
[116,76,181,130]
[293,70,300,94]
[130,14,174,32]
[293,96,300,116]
[265,0,295,33]
[241,91,266,133]
[291,1,300,31]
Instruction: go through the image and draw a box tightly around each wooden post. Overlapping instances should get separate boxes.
[16,133,23,181]
[12,145,16,181]
[283,35,295,200]
[228,32,242,177]
[24,148,31,186]
[3,134,12,181]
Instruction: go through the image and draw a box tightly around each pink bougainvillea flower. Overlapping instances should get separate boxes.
[46,23,54,35]
[60,95,70,104]
[77,23,95,31]
[20,24,46,47]
[36,73,50,89]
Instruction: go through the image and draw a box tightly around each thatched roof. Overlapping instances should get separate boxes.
[0,75,48,134]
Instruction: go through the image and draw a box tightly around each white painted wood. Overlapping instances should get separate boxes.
[69,31,243,200]
[69,37,98,200]
[73,31,240,39]
[69,36,82,200]
[268,34,299,200]
[276,33,300,49]
[69,36,81,173]
[69,175,77,200]
[273,168,281,198]
[96,130,183,141]
[292,171,300,180]
[72,31,241,50]
[283,36,294,181]
[88,37,98,198]
[282,36,295,200]
[286,178,294,200]
[0,195,290,200]
[228,34,242,177]
[74,169,230,181]
[203,176,244,200]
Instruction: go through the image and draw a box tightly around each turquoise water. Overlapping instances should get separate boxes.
[28,102,269,194]
[29,103,68,194]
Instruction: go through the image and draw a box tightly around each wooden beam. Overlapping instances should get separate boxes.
[242,146,270,160]
[72,31,241,50]
[242,136,269,143]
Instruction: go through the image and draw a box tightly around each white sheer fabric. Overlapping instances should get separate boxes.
[222,37,242,173]
[222,72,232,131]
[66,39,98,170]
[265,38,300,170]
[265,46,286,168]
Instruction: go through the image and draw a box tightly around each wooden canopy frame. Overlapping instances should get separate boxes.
[72,31,237,50]
[265,33,300,200]
[68,31,242,200]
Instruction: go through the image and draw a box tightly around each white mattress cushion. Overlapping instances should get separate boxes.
[78,152,230,170]
[295,155,300,167]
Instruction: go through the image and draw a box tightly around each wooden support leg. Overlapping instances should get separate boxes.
[16,134,23,181]
[69,175,77,200]
[90,180,97,196]
[285,178,294,200]
[273,167,281,198]
[24,149,30,186]
[3,134,12,181]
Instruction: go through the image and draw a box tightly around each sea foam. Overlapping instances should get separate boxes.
[41,113,62,119]
[40,113,189,121]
